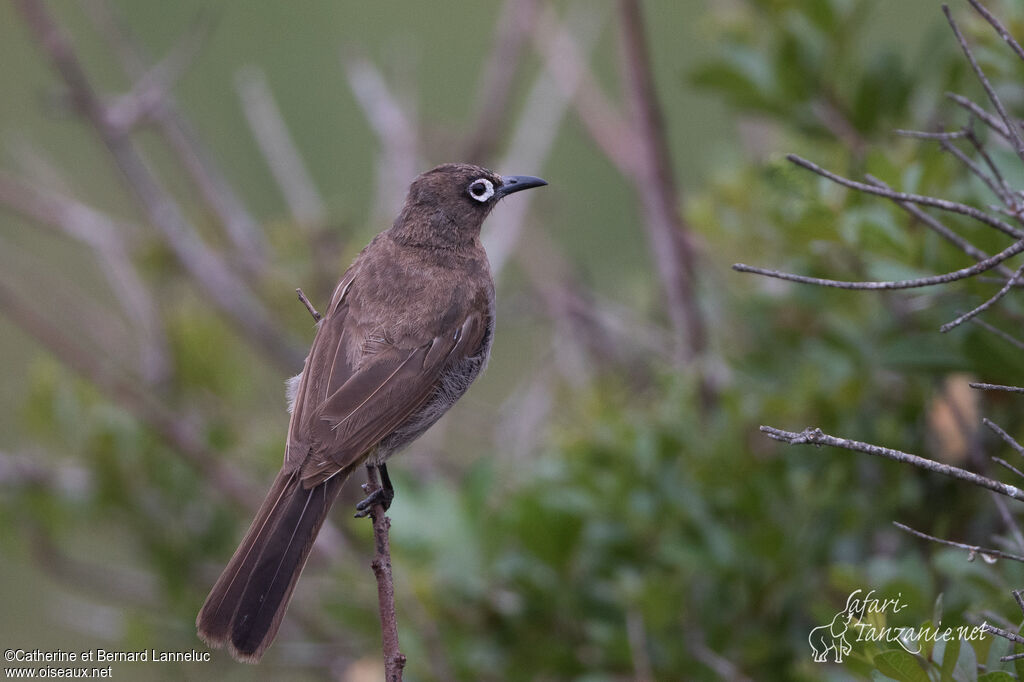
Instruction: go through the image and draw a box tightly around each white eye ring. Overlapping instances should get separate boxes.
[468,178,495,202]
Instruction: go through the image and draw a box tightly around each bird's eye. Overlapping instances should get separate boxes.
[468,178,495,202]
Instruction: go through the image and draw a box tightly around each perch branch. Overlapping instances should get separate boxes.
[761,425,1024,501]
[362,465,406,682]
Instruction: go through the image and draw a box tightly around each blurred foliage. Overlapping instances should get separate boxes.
[4,1,1024,681]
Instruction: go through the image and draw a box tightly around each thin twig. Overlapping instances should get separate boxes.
[895,128,968,140]
[787,154,1024,239]
[944,5,1024,164]
[761,425,1024,501]
[963,125,1017,209]
[362,465,406,682]
[971,382,1024,393]
[864,175,1017,279]
[971,317,1024,350]
[984,418,1024,458]
[894,521,1024,563]
[939,138,1013,205]
[983,623,1024,645]
[946,92,1011,139]
[941,260,1024,332]
[991,493,1024,555]
[734,237,1024,289]
[296,288,321,322]
[993,457,1024,480]
[967,0,1024,65]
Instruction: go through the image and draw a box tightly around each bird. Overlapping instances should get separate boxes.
[196,163,547,662]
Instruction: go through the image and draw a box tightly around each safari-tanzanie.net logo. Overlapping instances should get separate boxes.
[808,589,988,664]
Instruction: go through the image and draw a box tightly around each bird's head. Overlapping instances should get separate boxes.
[390,163,547,249]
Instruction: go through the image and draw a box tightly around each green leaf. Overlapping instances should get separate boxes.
[939,637,960,682]
[873,649,930,682]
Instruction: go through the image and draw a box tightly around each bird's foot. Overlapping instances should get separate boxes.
[354,463,394,518]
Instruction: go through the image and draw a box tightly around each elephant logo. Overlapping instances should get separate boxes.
[808,592,859,663]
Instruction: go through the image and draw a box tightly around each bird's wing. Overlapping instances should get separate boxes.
[288,280,486,487]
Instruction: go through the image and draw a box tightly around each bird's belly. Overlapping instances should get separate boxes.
[372,339,491,463]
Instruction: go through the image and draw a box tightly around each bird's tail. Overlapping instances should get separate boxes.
[196,467,347,662]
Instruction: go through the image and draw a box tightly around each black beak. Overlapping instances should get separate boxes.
[496,175,548,198]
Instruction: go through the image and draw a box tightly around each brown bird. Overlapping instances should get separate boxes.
[196,163,547,662]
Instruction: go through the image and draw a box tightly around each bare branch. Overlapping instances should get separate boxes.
[984,418,1024,458]
[967,0,1024,65]
[531,4,640,177]
[970,382,1024,393]
[342,55,420,222]
[83,0,268,273]
[235,66,326,226]
[0,170,170,383]
[361,465,406,682]
[865,174,1017,279]
[944,5,1024,164]
[15,0,303,370]
[941,261,1024,331]
[963,125,1016,209]
[761,425,1024,501]
[0,276,259,512]
[894,521,1024,563]
[991,493,1024,554]
[102,13,210,134]
[895,128,968,140]
[939,137,1013,206]
[463,0,540,163]
[971,317,1024,350]
[993,456,1024,480]
[983,623,1024,646]
[485,1,607,277]
[617,0,707,367]
[734,237,1024,289]
[946,92,1011,139]
[787,154,1024,239]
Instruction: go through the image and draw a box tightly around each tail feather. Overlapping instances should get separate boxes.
[197,467,347,662]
